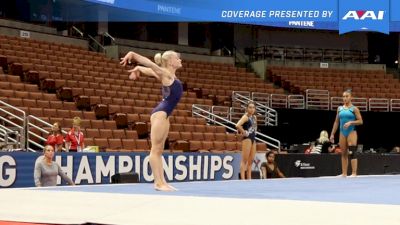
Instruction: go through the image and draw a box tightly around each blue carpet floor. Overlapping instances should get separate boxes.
[43,175,400,205]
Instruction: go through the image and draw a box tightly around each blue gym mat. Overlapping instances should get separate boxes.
[42,175,400,205]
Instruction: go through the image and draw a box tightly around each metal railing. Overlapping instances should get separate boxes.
[0,100,26,149]
[192,104,281,151]
[233,89,400,112]
[232,91,278,126]
[330,97,342,111]
[103,32,116,45]
[390,99,400,112]
[211,106,230,124]
[252,92,270,107]
[256,100,278,126]
[349,98,368,111]
[330,97,368,111]
[306,89,329,110]
[71,26,84,37]
[288,95,305,109]
[88,35,106,53]
[229,107,244,123]
[369,98,389,112]
[26,115,68,152]
[232,91,251,106]
[0,127,19,151]
[270,94,288,109]
[27,115,50,152]
[249,45,368,63]
[192,104,212,123]
[230,88,400,112]
[0,128,8,149]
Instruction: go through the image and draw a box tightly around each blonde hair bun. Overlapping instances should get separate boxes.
[154,53,162,66]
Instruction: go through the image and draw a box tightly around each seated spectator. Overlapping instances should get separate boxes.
[34,145,74,187]
[260,151,285,179]
[65,117,85,152]
[46,122,64,152]
[310,130,333,154]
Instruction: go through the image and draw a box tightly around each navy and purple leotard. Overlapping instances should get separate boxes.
[151,78,183,117]
[242,115,257,142]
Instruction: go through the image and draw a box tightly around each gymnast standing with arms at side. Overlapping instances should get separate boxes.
[330,89,363,177]
[236,102,257,180]
[121,50,183,191]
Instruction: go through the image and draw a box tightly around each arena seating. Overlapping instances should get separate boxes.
[268,66,400,99]
[0,35,270,153]
[252,45,369,63]
[177,62,285,106]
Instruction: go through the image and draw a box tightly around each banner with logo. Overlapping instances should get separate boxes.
[339,0,389,34]
[0,152,241,188]
[276,154,341,177]
[52,0,398,33]
[253,152,341,178]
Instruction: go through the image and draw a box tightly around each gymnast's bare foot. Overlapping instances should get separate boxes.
[167,184,178,191]
[154,184,175,191]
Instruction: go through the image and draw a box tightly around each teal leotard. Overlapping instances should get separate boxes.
[338,105,356,137]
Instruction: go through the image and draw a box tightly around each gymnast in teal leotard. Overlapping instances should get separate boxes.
[330,89,363,177]
[338,105,356,137]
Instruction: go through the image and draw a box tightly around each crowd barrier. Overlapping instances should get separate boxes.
[2,152,400,188]
[0,152,241,188]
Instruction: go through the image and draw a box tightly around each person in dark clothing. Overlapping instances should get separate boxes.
[310,130,333,154]
[261,151,285,179]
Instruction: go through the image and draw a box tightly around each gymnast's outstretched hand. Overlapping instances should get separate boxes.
[120,51,136,66]
[128,66,141,80]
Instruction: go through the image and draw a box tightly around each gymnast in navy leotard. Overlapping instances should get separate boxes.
[151,78,183,117]
[236,101,258,180]
[121,50,183,191]
[330,89,363,177]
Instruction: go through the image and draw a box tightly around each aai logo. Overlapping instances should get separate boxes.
[339,0,389,34]
[342,11,385,20]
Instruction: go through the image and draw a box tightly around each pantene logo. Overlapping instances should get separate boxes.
[93,0,115,4]
[342,11,384,20]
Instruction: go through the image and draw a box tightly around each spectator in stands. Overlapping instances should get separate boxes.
[34,145,74,187]
[120,50,183,191]
[330,89,363,177]
[309,130,333,154]
[260,151,285,179]
[46,122,64,152]
[65,117,85,152]
[236,101,257,180]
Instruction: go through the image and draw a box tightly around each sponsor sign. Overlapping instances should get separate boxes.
[339,0,389,34]
[0,152,241,188]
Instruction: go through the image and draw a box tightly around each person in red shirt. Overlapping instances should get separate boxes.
[46,122,64,152]
[65,117,85,152]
